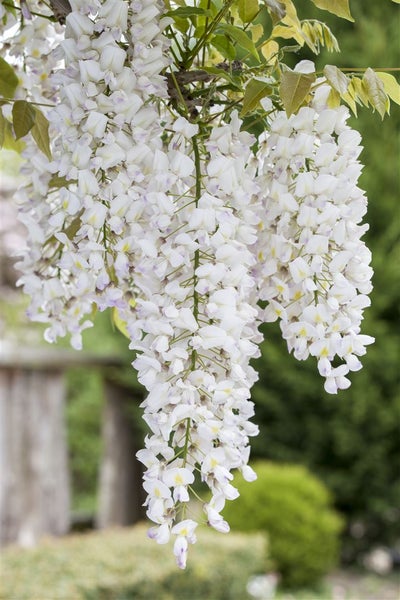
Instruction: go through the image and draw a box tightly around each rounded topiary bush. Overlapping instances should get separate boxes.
[223,461,343,588]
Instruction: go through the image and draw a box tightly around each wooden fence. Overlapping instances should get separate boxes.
[0,344,145,547]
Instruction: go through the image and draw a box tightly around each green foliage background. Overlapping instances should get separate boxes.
[250,0,400,561]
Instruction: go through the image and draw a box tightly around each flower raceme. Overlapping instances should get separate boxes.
[130,114,262,569]
[15,0,171,350]
[256,99,374,394]
[4,0,374,568]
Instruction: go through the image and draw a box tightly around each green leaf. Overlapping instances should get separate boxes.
[216,24,260,60]
[165,6,210,17]
[0,57,19,98]
[237,0,259,23]
[363,68,389,118]
[0,110,5,148]
[241,78,272,116]
[12,100,36,139]
[324,65,349,94]
[309,0,354,22]
[210,35,236,61]
[172,16,190,34]
[376,72,400,105]
[201,66,241,88]
[49,174,76,189]
[64,215,83,240]
[3,1,17,15]
[279,69,315,116]
[31,107,51,159]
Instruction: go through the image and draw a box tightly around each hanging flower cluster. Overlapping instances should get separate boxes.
[0,0,62,103]
[3,0,376,568]
[16,0,171,349]
[256,98,374,393]
[133,114,262,567]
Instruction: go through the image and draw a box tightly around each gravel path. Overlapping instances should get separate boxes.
[326,570,400,600]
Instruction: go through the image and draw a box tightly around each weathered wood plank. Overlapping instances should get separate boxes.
[0,367,70,546]
[0,343,144,545]
[0,343,123,369]
[97,380,145,528]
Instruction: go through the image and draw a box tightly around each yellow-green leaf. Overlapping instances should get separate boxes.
[281,0,302,28]
[310,0,354,22]
[341,89,357,116]
[250,23,264,43]
[327,88,341,108]
[324,65,349,94]
[320,22,340,52]
[112,308,130,339]
[261,39,280,64]
[301,21,318,46]
[12,100,36,139]
[0,57,19,98]
[302,21,340,53]
[0,109,5,148]
[31,107,51,159]
[272,23,305,46]
[279,69,315,116]
[241,78,272,116]
[237,0,259,22]
[376,72,400,105]
[350,77,369,106]
[112,303,136,339]
[363,68,389,118]
[216,24,260,59]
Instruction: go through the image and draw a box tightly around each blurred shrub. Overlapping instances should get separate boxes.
[0,524,266,600]
[223,461,343,588]
[66,368,104,512]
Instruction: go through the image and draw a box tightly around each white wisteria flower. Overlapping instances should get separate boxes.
[255,98,374,393]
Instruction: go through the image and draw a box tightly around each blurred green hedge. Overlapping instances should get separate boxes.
[223,462,343,588]
[0,524,267,600]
